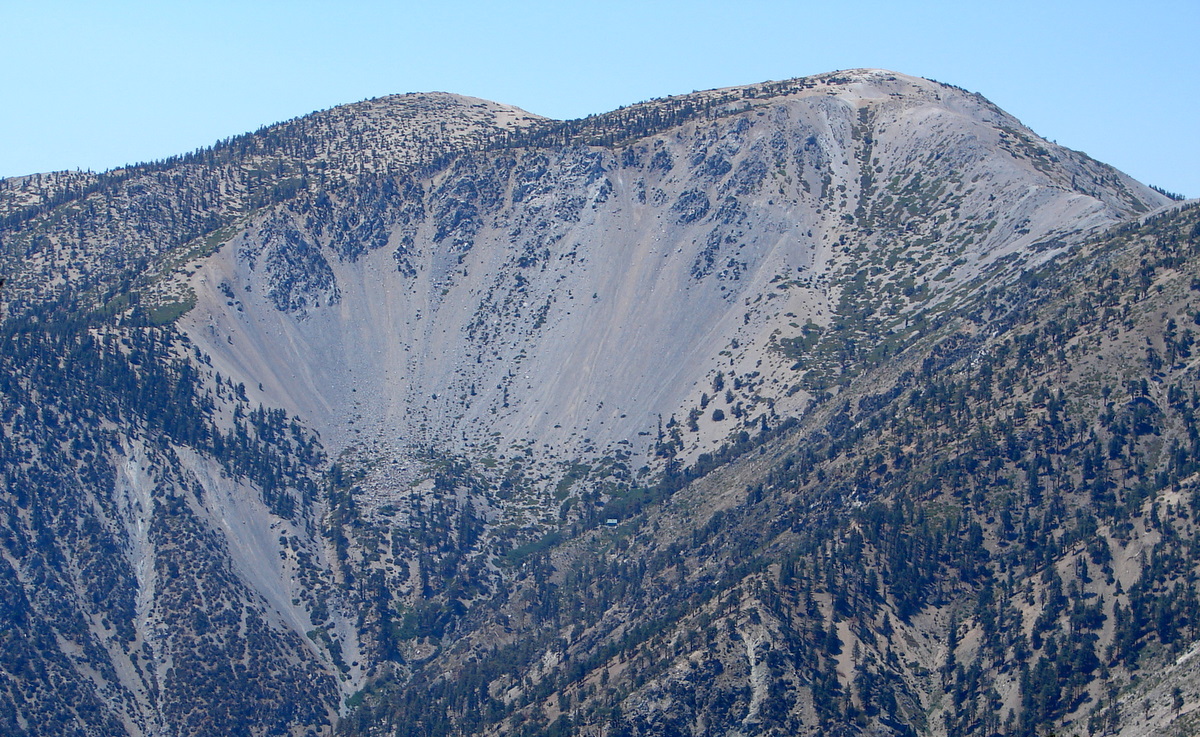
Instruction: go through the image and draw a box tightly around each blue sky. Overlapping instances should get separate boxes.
[3,0,1197,197]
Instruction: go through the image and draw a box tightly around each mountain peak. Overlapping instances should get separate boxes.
[0,69,1190,737]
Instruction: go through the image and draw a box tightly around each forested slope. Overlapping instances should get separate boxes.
[342,202,1200,737]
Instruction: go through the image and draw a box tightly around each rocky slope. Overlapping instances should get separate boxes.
[181,70,1162,469]
[0,69,1192,736]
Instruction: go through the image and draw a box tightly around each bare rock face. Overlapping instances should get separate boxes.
[0,70,1186,737]
[185,70,1162,467]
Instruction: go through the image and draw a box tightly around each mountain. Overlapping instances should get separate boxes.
[1,69,1196,736]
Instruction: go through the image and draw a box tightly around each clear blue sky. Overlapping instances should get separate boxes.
[3,0,1197,197]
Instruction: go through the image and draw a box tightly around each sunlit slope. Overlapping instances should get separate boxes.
[184,70,1167,469]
